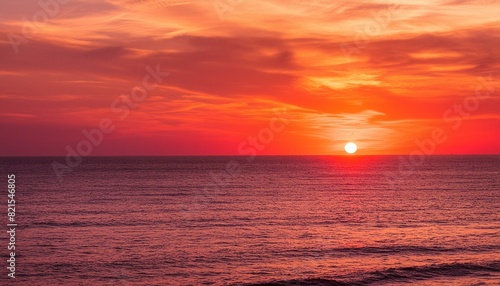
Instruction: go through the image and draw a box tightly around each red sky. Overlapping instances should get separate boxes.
[0,0,499,156]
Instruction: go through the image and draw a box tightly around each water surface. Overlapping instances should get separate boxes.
[1,155,499,285]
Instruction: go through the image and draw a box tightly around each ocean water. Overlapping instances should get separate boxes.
[1,155,499,285]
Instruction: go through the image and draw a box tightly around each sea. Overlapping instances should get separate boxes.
[1,155,499,285]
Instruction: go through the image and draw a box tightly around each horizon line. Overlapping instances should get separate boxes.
[1,154,500,158]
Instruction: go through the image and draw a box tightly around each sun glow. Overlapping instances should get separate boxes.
[344,142,357,154]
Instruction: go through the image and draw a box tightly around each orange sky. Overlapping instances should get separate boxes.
[0,0,499,156]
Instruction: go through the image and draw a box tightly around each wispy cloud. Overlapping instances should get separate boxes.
[0,0,498,155]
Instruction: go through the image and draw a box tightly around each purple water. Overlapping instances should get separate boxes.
[1,155,499,285]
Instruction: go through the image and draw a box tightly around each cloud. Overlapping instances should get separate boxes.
[0,0,498,155]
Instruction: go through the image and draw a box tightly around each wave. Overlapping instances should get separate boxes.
[242,262,500,286]
[329,245,500,254]
[26,221,138,228]
[273,245,500,259]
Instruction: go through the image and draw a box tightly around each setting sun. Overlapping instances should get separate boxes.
[345,142,357,154]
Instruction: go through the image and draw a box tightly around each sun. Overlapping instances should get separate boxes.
[344,142,357,154]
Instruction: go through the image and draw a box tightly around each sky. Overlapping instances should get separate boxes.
[0,0,499,156]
